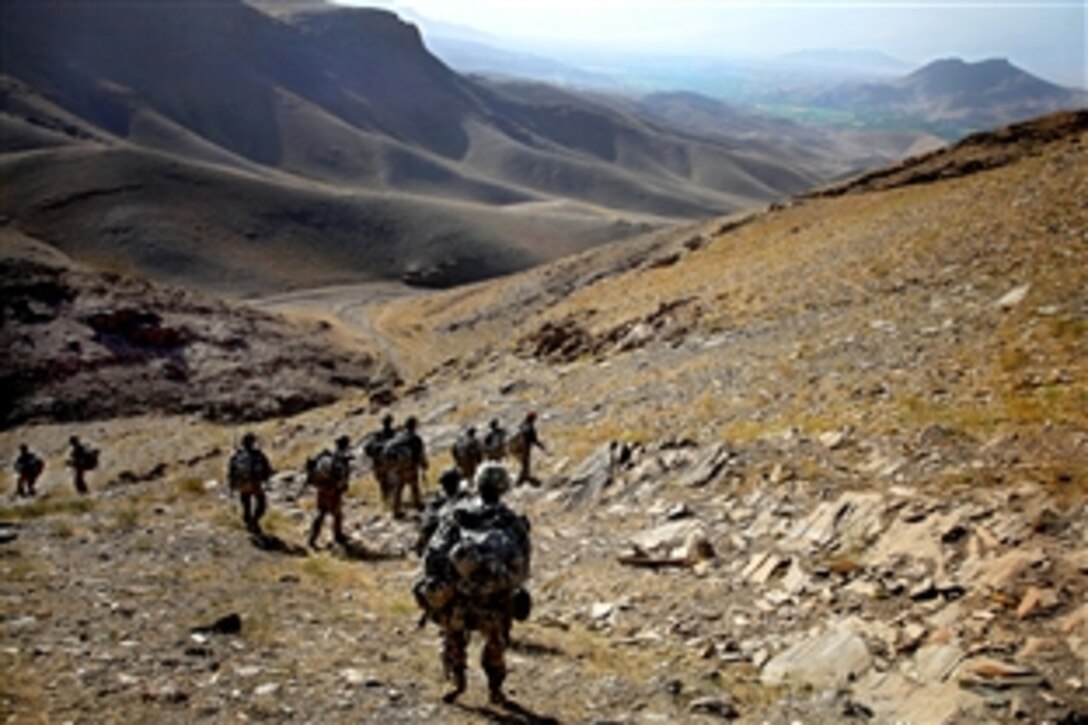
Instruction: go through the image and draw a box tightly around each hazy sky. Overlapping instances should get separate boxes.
[340,0,1087,87]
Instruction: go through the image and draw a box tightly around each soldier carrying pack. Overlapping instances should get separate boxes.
[305,435,352,548]
[414,463,531,705]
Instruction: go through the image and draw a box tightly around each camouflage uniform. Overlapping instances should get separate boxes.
[388,417,427,519]
[451,427,483,482]
[416,469,465,556]
[66,436,96,495]
[364,415,396,506]
[422,465,530,706]
[441,597,512,705]
[13,444,43,498]
[510,412,546,486]
[308,436,352,548]
[482,419,507,462]
[229,434,272,535]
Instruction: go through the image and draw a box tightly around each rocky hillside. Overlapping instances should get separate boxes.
[0,233,396,428]
[1,111,1084,722]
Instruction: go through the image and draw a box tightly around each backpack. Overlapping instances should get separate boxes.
[363,431,387,460]
[452,435,481,470]
[383,433,416,468]
[78,447,99,471]
[507,430,527,459]
[482,428,507,459]
[418,500,531,607]
[228,449,265,489]
[307,451,349,491]
[17,454,43,479]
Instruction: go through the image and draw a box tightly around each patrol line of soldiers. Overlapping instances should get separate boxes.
[9,436,99,498]
[228,417,537,705]
[225,411,545,548]
[451,412,547,486]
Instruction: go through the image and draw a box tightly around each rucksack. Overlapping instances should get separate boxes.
[383,433,416,468]
[228,449,265,489]
[77,447,99,471]
[420,501,531,604]
[508,430,527,459]
[452,435,481,470]
[307,451,349,491]
[17,454,43,479]
[363,431,387,460]
[483,428,506,458]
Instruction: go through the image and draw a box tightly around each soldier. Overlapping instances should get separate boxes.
[451,426,483,482]
[363,413,397,506]
[66,436,98,495]
[509,411,548,486]
[305,435,353,549]
[227,432,273,536]
[386,416,428,519]
[482,418,507,462]
[437,464,530,705]
[415,468,465,556]
[12,444,44,498]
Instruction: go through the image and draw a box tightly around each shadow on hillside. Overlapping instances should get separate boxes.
[251,532,308,557]
[510,638,565,657]
[451,699,559,724]
[336,538,406,562]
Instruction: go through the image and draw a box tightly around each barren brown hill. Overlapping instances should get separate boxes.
[1,0,935,292]
[0,231,395,428]
[1,112,1085,723]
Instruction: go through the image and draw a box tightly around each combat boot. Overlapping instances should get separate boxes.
[442,669,466,703]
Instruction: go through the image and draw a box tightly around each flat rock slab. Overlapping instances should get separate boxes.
[761,622,872,689]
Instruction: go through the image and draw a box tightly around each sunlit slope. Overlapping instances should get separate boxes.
[371,111,1087,451]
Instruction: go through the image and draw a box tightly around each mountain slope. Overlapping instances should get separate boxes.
[0,0,933,292]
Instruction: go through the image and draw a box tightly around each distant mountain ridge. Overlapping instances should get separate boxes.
[816,57,1086,131]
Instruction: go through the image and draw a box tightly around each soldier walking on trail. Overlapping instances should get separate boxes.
[66,436,98,495]
[510,412,547,486]
[414,463,532,706]
[482,418,507,462]
[451,426,483,482]
[386,416,428,519]
[305,435,353,549]
[363,414,397,507]
[227,433,273,536]
[13,444,44,498]
[415,468,466,556]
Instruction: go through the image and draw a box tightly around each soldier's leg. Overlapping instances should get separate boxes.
[391,471,405,518]
[481,619,509,704]
[409,470,423,511]
[240,493,254,530]
[15,475,26,498]
[517,450,531,485]
[74,469,88,494]
[309,510,324,548]
[252,490,267,533]
[332,495,347,543]
[27,473,39,496]
[442,627,469,703]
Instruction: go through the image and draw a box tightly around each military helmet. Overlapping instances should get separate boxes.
[526,411,538,422]
[382,413,394,427]
[466,425,476,435]
[336,435,351,450]
[475,462,511,502]
[242,432,257,448]
[69,435,80,445]
[438,468,461,496]
[406,415,418,430]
